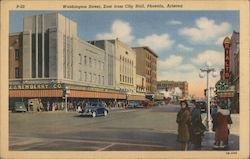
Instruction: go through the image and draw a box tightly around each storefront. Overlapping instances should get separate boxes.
[9,82,127,111]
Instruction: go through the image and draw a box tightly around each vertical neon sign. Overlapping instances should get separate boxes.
[223,37,231,80]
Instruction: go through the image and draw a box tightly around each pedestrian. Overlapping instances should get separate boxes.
[190,102,206,150]
[213,99,232,149]
[52,102,55,111]
[47,101,50,111]
[176,101,191,150]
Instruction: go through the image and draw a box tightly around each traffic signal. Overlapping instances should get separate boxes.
[204,89,207,97]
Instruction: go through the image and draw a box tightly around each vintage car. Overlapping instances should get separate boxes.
[12,102,27,112]
[79,103,109,117]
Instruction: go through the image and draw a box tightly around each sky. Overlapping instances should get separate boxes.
[9,11,239,97]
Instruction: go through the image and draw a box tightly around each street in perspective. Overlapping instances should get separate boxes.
[8,11,239,152]
[9,103,239,151]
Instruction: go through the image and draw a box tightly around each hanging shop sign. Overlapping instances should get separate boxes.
[215,80,235,98]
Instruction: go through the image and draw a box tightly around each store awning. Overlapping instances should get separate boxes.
[127,95,146,101]
[9,89,126,99]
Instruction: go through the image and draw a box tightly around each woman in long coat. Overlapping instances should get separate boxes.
[213,100,232,149]
[176,101,191,150]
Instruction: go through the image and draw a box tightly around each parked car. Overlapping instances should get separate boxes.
[196,101,207,113]
[12,102,27,112]
[127,101,143,108]
[79,103,109,117]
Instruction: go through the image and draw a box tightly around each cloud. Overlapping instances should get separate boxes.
[137,34,175,51]
[179,17,231,44]
[96,19,134,43]
[168,20,182,25]
[158,55,183,70]
[177,44,194,52]
[191,50,224,66]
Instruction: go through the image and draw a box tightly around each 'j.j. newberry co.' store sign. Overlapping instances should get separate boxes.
[9,83,145,101]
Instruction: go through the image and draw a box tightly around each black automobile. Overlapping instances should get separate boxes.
[79,103,109,117]
[196,101,207,113]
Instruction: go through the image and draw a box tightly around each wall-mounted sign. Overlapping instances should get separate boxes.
[9,83,62,90]
[215,80,235,98]
[215,80,229,92]
[223,37,231,79]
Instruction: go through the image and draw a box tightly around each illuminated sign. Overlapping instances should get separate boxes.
[223,37,231,79]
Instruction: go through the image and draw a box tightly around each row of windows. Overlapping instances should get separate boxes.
[146,78,154,83]
[120,74,133,84]
[79,71,104,85]
[120,55,134,84]
[79,54,104,70]
[120,55,134,65]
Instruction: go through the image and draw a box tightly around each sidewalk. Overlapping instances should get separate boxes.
[200,114,239,151]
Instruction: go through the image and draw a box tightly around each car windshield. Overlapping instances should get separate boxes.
[197,101,205,105]
[87,103,102,107]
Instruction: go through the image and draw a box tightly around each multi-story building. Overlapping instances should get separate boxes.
[157,80,188,98]
[9,13,125,107]
[89,39,137,94]
[229,31,239,79]
[230,31,239,113]
[132,47,158,94]
[9,32,23,79]
[135,74,146,94]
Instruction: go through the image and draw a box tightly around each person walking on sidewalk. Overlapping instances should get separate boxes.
[190,102,206,150]
[213,99,232,149]
[176,101,191,150]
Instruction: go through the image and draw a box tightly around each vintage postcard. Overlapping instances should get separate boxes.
[0,0,249,158]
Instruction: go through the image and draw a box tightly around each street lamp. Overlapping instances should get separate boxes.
[199,61,217,132]
[64,86,70,112]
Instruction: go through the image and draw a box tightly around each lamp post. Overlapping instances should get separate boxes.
[64,86,70,112]
[199,62,217,132]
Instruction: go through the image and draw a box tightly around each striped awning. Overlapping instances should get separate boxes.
[9,90,126,99]
[127,95,146,101]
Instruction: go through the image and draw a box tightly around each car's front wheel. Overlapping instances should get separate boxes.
[104,110,108,116]
[92,111,97,118]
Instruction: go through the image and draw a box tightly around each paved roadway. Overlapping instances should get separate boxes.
[9,104,239,151]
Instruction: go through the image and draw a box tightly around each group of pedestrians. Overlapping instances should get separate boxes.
[176,98,233,150]
[176,101,206,150]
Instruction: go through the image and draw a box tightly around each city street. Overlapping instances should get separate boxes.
[9,104,239,151]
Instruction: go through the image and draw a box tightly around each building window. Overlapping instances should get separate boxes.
[15,49,20,60]
[94,74,96,83]
[44,31,50,77]
[89,57,92,67]
[79,54,82,64]
[32,34,36,78]
[94,59,97,68]
[89,73,92,82]
[15,67,20,78]
[98,75,101,84]
[84,72,87,81]
[79,70,82,81]
[102,76,104,85]
[84,56,87,65]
